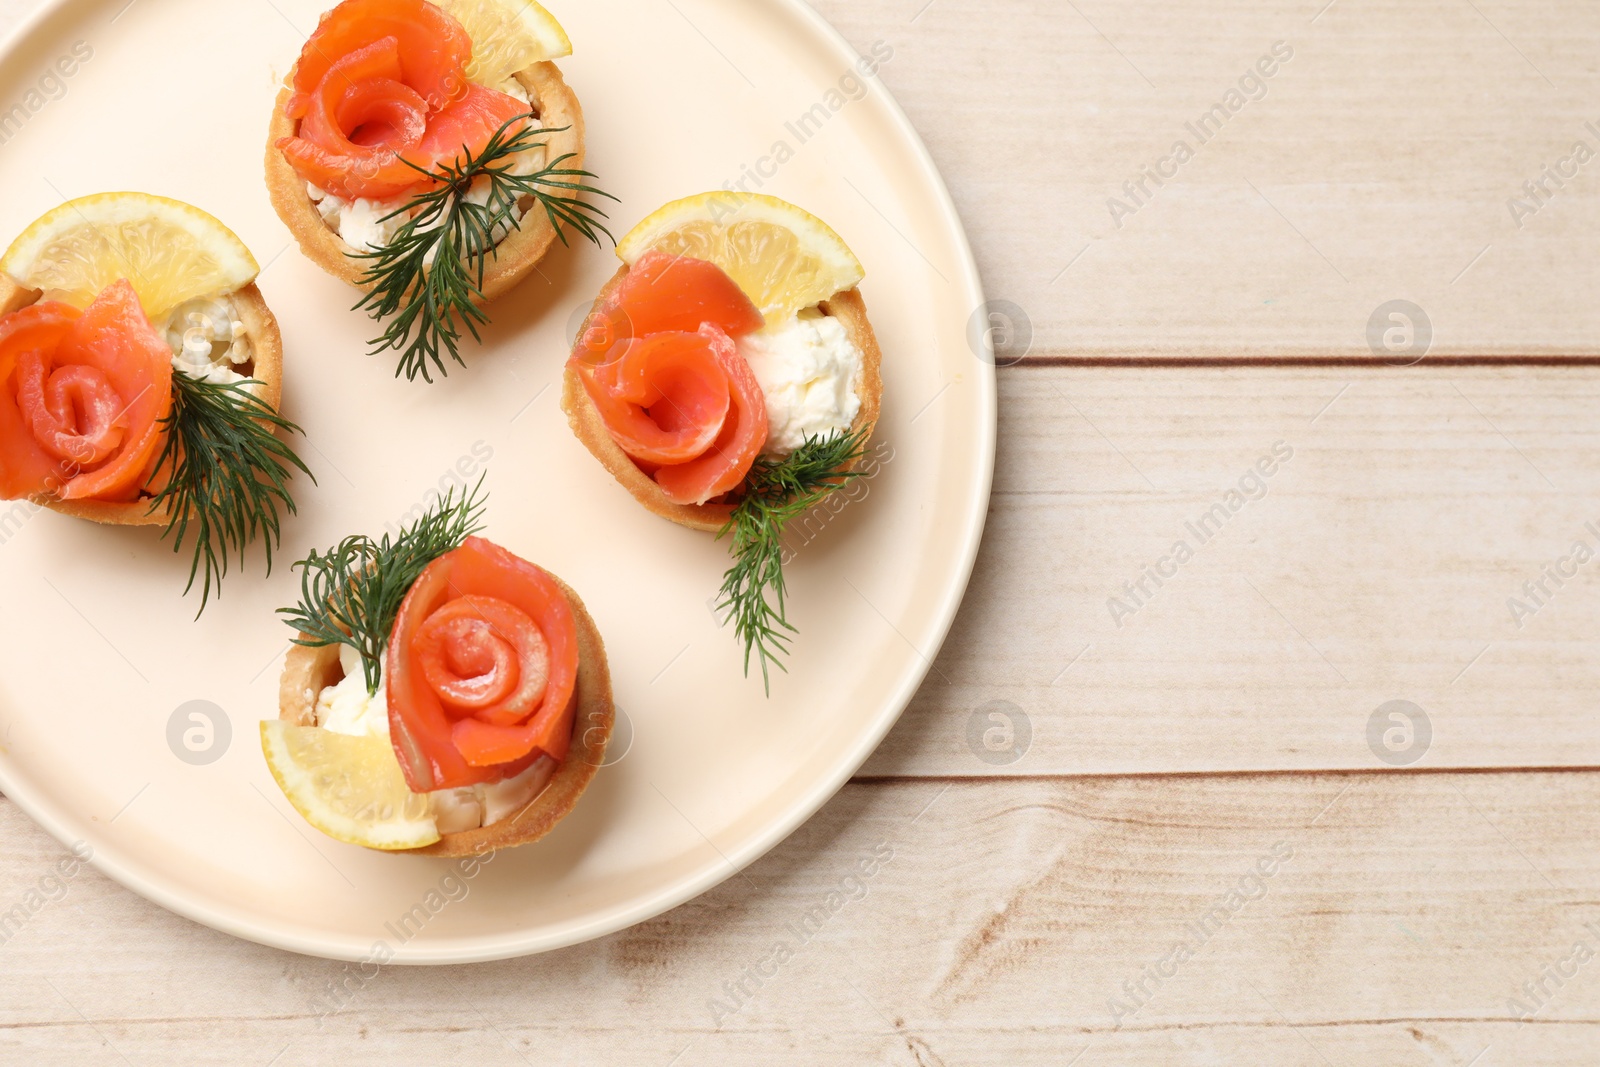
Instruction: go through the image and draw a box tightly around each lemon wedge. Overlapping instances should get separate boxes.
[0,192,258,322]
[617,192,865,322]
[439,0,572,90]
[260,721,440,851]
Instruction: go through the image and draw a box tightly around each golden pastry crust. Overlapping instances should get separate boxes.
[560,266,884,533]
[0,274,37,315]
[277,574,614,858]
[264,61,585,302]
[1,280,286,528]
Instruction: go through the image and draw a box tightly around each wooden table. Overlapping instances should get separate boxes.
[6,0,1600,1062]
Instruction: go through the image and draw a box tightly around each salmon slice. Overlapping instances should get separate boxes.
[572,250,764,368]
[412,593,550,727]
[279,0,531,201]
[299,37,428,161]
[416,82,530,172]
[285,0,471,121]
[283,37,430,201]
[16,354,128,466]
[651,325,768,506]
[0,302,80,499]
[576,323,767,506]
[569,253,770,505]
[583,332,731,465]
[51,281,173,502]
[386,537,579,791]
[0,281,171,504]
[281,81,529,201]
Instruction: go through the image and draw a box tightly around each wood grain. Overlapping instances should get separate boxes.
[863,363,1600,776]
[811,0,1600,360]
[1,1,1596,1063]
[5,771,1600,1065]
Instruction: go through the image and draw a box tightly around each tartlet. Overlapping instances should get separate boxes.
[277,572,611,857]
[265,62,584,300]
[0,191,306,604]
[1,279,284,528]
[559,192,884,681]
[563,277,881,532]
[265,493,613,856]
[263,0,587,300]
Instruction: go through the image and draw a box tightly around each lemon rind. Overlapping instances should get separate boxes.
[260,722,442,852]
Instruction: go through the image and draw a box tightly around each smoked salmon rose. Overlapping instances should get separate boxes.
[271,490,613,856]
[561,193,883,687]
[264,0,595,312]
[0,280,172,504]
[568,250,769,506]
[275,0,499,201]
[0,191,304,608]
[386,536,582,792]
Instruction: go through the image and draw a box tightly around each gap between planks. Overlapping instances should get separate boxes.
[851,764,1600,786]
[1005,355,1600,368]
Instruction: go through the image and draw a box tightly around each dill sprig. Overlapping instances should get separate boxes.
[350,113,617,383]
[278,476,488,695]
[149,374,313,614]
[715,428,873,692]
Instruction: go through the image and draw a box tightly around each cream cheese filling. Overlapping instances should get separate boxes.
[736,308,864,456]
[160,294,255,390]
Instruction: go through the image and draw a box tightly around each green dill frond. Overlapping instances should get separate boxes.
[714,428,873,693]
[149,373,313,614]
[350,114,617,383]
[277,475,488,695]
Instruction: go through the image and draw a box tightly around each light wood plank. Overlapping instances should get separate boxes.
[5,771,1600,1064]
[863,364,1600,776]
[811,0,1600,359]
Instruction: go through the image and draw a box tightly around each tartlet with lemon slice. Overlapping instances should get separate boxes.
[265,481,613,855]
[563,192,883,686]
[0,192,309,606]
[265,0,613,382]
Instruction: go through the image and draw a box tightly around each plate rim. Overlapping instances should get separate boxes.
[0,0,997,963]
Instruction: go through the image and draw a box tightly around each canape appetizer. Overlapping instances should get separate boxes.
[562,192,883,687]
[264,481,613,855]
[265,0,613,382]
[0,192,309,606]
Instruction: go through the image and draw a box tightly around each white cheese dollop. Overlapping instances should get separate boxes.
[431,757,555,835]
[737,310,863,455]
[495,79,531,106]
[308,185,409,253]
[161,296,253,389]
[315,645,390,738]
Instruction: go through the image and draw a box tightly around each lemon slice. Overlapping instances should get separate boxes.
[1,192,258,323]
[261,721,440,851]
[438,0,573,90]
[618,192,865,322]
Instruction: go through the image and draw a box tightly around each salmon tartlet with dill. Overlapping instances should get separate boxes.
[0,192,309,607]
[266,480,613,855]
[562,192,883,688]
[265,0,613,382]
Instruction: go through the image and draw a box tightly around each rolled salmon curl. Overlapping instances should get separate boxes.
[285,0,472,120]
[0,280,172,503]
[281,80,531,201]
[569,250,765,370]
[386,537,579,792]
[577,324,768,506]
[297,38,424,152]
[568,251,769,505]
[584,331,732,465]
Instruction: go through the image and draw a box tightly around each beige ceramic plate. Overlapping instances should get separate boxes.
[0,0,994,962]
